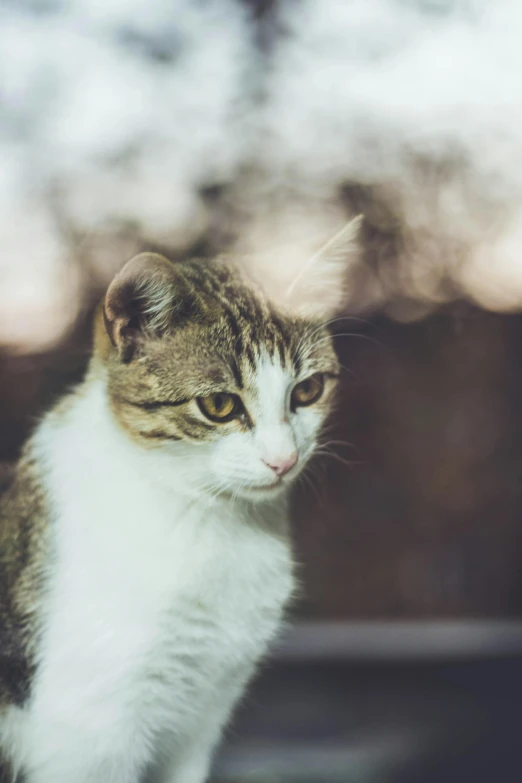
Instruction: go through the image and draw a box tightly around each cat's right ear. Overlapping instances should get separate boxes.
[103,253,179,362]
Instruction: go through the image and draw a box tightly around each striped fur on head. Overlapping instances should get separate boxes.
[95,254,340,497]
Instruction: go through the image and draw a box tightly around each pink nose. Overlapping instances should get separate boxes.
[263,452,298,477]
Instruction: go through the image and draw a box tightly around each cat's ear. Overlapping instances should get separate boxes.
[104,253,181,361]
[286,215,362,319]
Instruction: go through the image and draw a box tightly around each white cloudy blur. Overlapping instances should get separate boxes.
[1,0,522,349]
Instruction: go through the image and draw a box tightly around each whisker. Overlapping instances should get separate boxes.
[295,317,383,365]
[319,439,361,455]
[296,464,325,509]
[314,450,365,470]
[305,332,387,354]
[335,362,359,381]
[306,315,374,343]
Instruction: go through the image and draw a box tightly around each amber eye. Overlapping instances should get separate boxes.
[291,373,325,410]
[197,393,241,422]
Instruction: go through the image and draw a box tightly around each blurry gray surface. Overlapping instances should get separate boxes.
[275,620,522,661]
[212,622,522,783]
[215,735,414,783]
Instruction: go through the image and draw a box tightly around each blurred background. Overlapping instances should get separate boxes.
[2,0,522,780]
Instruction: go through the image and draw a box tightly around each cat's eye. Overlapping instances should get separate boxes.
[197,393,242,423]
[291,373,325,410]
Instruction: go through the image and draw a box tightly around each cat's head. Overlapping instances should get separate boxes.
[94,253,344,501]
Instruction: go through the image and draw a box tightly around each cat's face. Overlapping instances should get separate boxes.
[97,254,340,500]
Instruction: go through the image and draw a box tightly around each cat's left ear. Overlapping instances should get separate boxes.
[286,216,363,320]
[104,253,189,361]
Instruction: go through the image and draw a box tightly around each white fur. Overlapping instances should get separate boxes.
[0,352,329,783]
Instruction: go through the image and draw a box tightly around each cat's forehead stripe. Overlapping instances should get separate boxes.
[181,260,294,371]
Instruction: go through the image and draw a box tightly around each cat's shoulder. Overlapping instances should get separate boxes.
[0,447,51,710]
[0,462,14,499]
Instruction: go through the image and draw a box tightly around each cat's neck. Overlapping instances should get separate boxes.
[34,375,287,529]
[37,376,210,506]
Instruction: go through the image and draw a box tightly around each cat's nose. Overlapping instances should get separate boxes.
[263,452,298,477]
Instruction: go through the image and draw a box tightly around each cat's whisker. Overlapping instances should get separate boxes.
[297,463,325,509]
[319,439,360,455]
[304,331,387,354]
[335,363,359,381]
[313,449,365,471]
[182,478,229,515]
[296,315,373,354]
[294,316,373,362]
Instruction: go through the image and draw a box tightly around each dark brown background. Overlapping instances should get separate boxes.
[3,298,521,620]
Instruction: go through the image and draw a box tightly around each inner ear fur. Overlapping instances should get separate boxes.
[104,253,182,361]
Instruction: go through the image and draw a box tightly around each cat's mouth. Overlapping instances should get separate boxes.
[241,478,287,498]
[254,481,281,491]
[230,470,303,500]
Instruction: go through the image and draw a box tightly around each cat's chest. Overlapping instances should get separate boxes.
[144,536,291,693]
[42,487,294,709]
[150,517,293,664]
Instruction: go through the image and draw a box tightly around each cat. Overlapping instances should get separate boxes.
[0,240,350,783]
